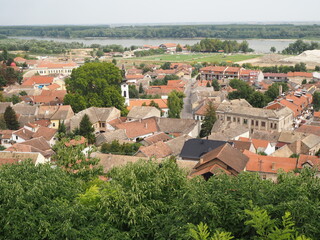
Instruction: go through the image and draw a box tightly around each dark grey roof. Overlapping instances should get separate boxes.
[180,138,232,160]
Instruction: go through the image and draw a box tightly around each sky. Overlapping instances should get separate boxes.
[1,0,320,26]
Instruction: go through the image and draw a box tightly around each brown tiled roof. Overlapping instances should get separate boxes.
[125,74,144,80]
[195,143,249,173]
[231,140,253,152]
[65,137,87,147]
[0,130,14,139]
[143,132,172,145]
[22,75,54,86]
[13,128,34,140]
[32,127,57,141]
[115,118,159,139]
[296,125,320,137]
[137,141,172,158]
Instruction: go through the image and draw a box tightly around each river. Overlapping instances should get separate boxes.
[10,36,320,53]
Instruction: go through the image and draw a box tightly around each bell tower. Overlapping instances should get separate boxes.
[121,80,130,106]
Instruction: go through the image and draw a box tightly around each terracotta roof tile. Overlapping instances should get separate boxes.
[137,141,172,158]
[115,118,159,139]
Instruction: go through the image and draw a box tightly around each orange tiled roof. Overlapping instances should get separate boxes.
[22,75,54,86]
[115,118,159,139]
[46,83,60,90]
[200,66,226,73]
[244,150,297,173]
[14,57,26,63]
[239,137,269,150]
[37,61,77,69]
[125,74,144,80]
[128,99,168,110]
[138,141,172,158]
[287,72,313,78]
[314,112,320,118]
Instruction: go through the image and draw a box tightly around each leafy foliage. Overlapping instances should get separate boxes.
[64,62,125,113]
[199,101,217,138]
[168,90,185,118]
[100,140,141,155]
[3,106,19,130]
[79,114,95,144]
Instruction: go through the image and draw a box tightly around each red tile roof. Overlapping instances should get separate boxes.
[244,150,297,173]
[37,61,77,69]
[125,74,144,80]
[127,99,168,110]
[287,72,313,78]
[22,75,54,86]
[115,118,159,139]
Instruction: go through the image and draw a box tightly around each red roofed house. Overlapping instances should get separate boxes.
[239,137,275,155]
[22,75,54,89]
[191,143,249,180]
[240,69,264,83]
[287,72,313,85]
[263,73,288,82]
[36,61,78,75]
[200,66,243,81]
[128,99,169,117]
[115,117,159,141]
[244,150,298,181]
[159,43,177,52]
[14,57,27,64]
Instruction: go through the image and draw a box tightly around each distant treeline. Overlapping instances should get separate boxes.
[282,39,320,55]
[190,38,253,53]
[2,24,320,39]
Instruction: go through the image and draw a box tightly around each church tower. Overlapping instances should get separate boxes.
[121,80,130,106]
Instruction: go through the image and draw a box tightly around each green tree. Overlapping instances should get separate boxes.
[265,83,289,102]
[212,79,220,91]
[79,114,95,144]
[139,83,144,94]
[52,137,102,180]
[129,85,139,98]
[206,81,211,87]
[313,92,320,111]
[249,91,268,108]
[112,58,117,65]
[64,62,125,113]
[270,46,276,53]
[4,106,19,130]
[96,49,104,57]
[168,90,185,118]
[199,101,216,138]
[302,79,307,85]
[161,62,171,70]
[315,66,320,71]
[176,44,183,52]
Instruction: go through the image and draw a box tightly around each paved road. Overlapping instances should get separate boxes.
[181,77,196,119]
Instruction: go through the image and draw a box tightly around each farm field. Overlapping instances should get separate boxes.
[131,53,262,63]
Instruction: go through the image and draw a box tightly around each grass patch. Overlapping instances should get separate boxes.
[131,53,262,63]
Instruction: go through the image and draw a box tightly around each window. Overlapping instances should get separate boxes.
[251,120,254,125]
[262,175,267,180]
[237,118,240,123]
[243,119,248,124]
[261,121,266,127]
[16,136,18,140]
[53,123,56,127]
[255,121,259,126]
[274,123,277,129]
[123,91,126,98]
[233,117,236,122]
[227,117,231,121]
[270,123,273,128]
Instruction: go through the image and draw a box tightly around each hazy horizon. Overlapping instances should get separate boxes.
[1,0,320,26]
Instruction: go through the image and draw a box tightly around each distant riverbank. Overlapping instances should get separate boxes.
[10,36,320,53]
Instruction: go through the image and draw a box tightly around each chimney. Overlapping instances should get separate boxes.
[199,158,204,164]
[271,162,276,171]
[145,123,148,129]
